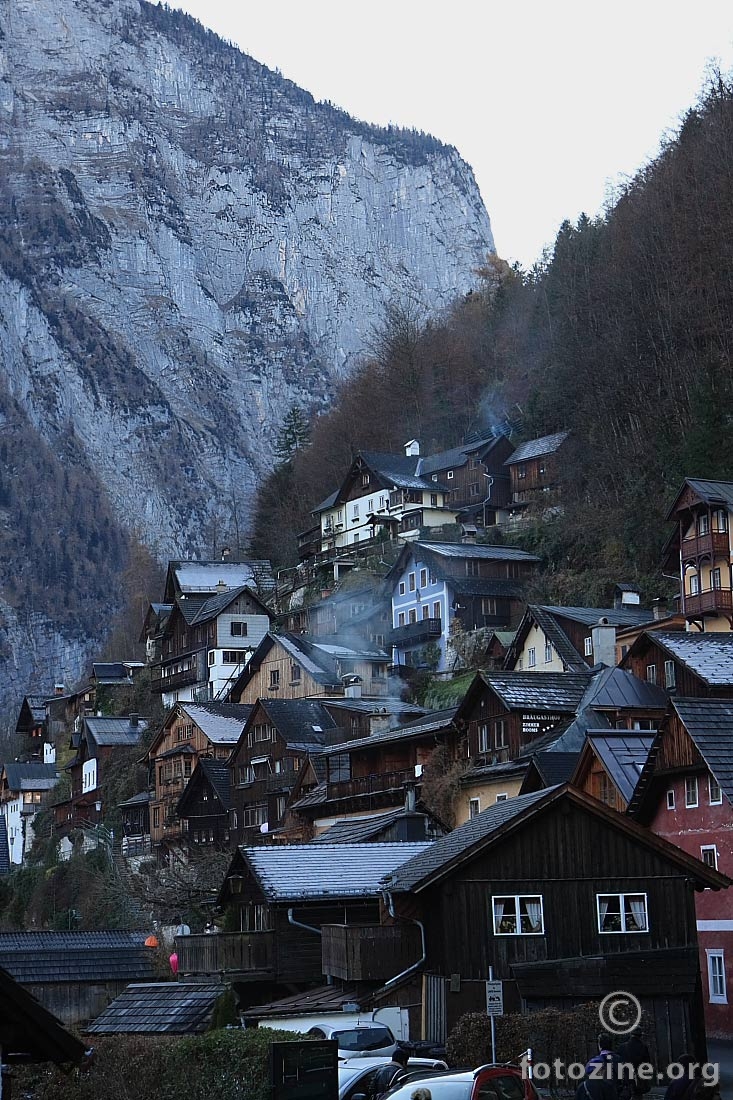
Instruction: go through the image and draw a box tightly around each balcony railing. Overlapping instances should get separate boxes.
[321,924,422,981]
[328,768,417,802]
[175,932,274,976]
[682,587,733,617]
[266,769,299,792]
[151,666,199,691]
[391,618,442,647]
[681,531,729,562]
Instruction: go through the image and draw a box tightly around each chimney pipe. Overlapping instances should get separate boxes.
[129,713,139,728]
[404,782,417,813]
[591,618,616,668]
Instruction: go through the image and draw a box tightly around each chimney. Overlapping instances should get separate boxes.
[404,781,417,813]
[404,439,420,457]
[343,675,362,699]
[215,579,227,593]
[54,683,64,695]
[129,713,139,728]
[591,618,616,668]
[461,524,478,544]
[652,598,668,622]
[221,546,231,561]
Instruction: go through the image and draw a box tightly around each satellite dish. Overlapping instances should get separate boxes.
[260,822,269,834]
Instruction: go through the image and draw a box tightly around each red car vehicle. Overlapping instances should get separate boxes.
[382,1063,541,1100]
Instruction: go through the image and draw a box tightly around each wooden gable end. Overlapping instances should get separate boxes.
[572,744,627,811]
[655,711,705,773]
[235,642,330,704]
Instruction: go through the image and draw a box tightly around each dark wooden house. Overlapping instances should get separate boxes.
[177,758,232,849]
[382,785,729,1061]
[0,965,88,1082]
[621,630,733,698]
[418,432,515,525]
[175,841,430,1008]
[504,430,569,512]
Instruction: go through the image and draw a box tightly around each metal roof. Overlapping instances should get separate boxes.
[321,708,457,756]
[313,808,422,843]
[416,542,540,562]
[641,632,733,685]
[86,982,223,1034]
[504,431,569,465]
[385,789,553,891]
[583,666,669,710]
[83,717,149,746]
[179,702,251,743]
[2,762,58,792]
[586,733,656,804]
[241,842,431,901]
[479,671,592,711]
[674,478,733,512]
[530,751,580,786]
[170,560,276,594]
[358,451,442,491]
[540,605,653,628]
[671,699,733,803]
[256,699,339,746]
[243,982,364,1019]
[418,434,500,475]
[0,931,156,984]
[92,662,139,684]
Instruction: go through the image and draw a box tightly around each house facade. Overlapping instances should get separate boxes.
[505,603,653,673]
[621,630,733,697]
[504,430,569,515]
[389,542,539,672]
[0,762,59,865]
[664,478,733,632]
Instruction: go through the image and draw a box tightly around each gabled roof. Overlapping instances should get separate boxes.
[475,670,593,712]
[164,559,276,600]
[182,584,274,625]
[358,450,444,492]
[320,707,457,756]
[86,982,224,1034]
[414,541,540,562]
[231,633,389,698]
[419,433,506,475]
[632,631,733,686]
[582,733,656,805]
[178,702,252,744]
[312,807,444,844]
[0,931,157,984]
[529,751,580,787]
[506,604,588,672]
[178,758,231,813]
[582,666,669,711]
[539,605,653,628]
[250,699,339,746]
[92,662,143,685]
[1,761,58,792]
[237,842,431,901]
[83,716,149,747]
[504,430,569,465]
[15,694,49,733]
[666,478,733,519]
[0,966,89,1064]
[383,785,730,894]
[670,699,733,803]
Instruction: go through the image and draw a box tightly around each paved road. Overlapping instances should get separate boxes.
[707,1041,733,1097]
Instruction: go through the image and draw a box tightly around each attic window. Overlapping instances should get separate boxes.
[231,621,247,637]
[584,636,593,657]
[447,470,454,479]
[709,775,722,805]
[361,473,370,487]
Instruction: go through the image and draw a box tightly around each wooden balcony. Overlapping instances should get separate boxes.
[175,932,274,977]
[266,769,299,793]
[151,665,199,692]
[391,618,442,647]
[328,768,417,802]
[681,531,729,562]
[682,587,733,618]
[321,924,422,981]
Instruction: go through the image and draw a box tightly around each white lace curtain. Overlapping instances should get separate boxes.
[524,899,542,932]
[493,899,505,932]
[628,897,646,930]
[598,897,610,930]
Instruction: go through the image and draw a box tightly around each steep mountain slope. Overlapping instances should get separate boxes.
[0,0,493,712]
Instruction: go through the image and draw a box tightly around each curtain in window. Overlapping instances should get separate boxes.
[525,899,542,932]
[598,897,610,930]
[493,899,505,933]
[628,897,647,931]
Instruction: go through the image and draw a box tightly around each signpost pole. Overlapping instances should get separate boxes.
[489,966,496,1064]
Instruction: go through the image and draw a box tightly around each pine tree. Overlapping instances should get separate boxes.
[274,405,311,464]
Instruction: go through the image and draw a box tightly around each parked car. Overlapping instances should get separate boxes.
[307,1022,397,1059]
[338,1056,449,1100]
[383,1064,541,1100]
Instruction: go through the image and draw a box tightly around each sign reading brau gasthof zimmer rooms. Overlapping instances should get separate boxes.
[270,1040,338,1100]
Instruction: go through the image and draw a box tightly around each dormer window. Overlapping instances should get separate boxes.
[361,473,370,487]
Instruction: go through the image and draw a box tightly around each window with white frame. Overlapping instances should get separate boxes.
[433,601,441,619]
[493,895,544,935]
[544,640,553,663]
[478,724,489,753]
[420,568,428,588]
[709,775,723,805]
[409,573,416,592]
[230,621,248,637]
[528,647,536,668]
[686,775,699,808]
[398,612,406,627]
[712,568,722,590]
[708,950,727,1004]
[495,793,508,802]
[208,650,216,666]
[689,574,700,595]
[664,660,676,689]
[701,845,718,870]
[399,581,406,595]
[646,664,657,684]
[597,893,648,933]
[584,636,593,657]
[469,798,480,819]
[447,470,454,479]
[666,789,675,810]
[352,504,359,520]
[494,719,507,748]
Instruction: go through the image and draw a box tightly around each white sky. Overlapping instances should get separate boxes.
[169,1,733,268]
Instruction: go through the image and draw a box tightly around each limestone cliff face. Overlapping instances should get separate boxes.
[0,0,494,710]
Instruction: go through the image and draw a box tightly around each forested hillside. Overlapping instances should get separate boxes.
[252,72,733,602]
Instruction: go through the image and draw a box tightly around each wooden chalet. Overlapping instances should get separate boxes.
[145,702,250,854]
[284,576,391,652]
[504,430,569,512]
[229,632,391,704]
[13,694,47,755]
[118,790,152,857]
[290,709,457,833]
[631,698,733,1039]
[664,478,733,631]
[382,785,729,1061]
[417,431,515,526]
[227,699,339,845]
[175,841,430,1008]
[54,714,148,835]
[177,757,232,850]
[571,732,656,812]
[621,630,733,697]
[504,603,653,673]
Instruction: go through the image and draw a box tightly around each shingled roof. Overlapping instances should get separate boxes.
[584,733,656,805]
[86,982,224,1034]
[478,671,592,711]
[178,702,252,744]
[2,761,58,792]
[642,632,733,686]
[670,699,733,803]
[321,707,457,756]
[504,431,569,465]
[0,931,157,984]
[239,842,431,901]
[0,966,89,1064]
[666,478,733,519]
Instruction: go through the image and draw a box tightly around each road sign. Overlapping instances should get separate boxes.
[486,979,504,1017]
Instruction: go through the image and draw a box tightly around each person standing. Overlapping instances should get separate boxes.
[372,1047,410,1098]
[575,1033,625,1100]
[617,1029,652,1096]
